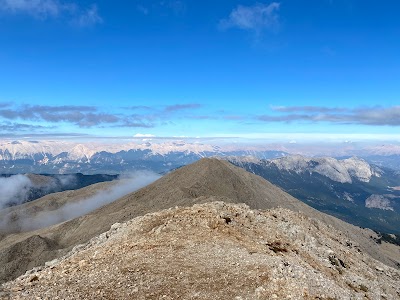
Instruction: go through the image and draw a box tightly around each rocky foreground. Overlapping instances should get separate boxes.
[2,201,399,300]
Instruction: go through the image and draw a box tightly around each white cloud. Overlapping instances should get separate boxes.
[0,174,33,209]
[0,0,102,26]
[219,2,281,34]
[133,133,156,138]
[71,4,102,27]
[0,0,63,17]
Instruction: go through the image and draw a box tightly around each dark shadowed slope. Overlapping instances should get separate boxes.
[0,158,399,284]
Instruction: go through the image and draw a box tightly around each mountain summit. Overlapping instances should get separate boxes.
[0,159,399,286]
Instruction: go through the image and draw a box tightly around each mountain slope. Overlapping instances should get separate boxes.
[3,202,400,299]
[0,158,399,285]
[229,156,400,234]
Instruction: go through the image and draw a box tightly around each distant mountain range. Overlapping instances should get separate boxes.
[1,140,400,174]
[0,140,287,174]
[229,155,400,234]
[1,139,399,234]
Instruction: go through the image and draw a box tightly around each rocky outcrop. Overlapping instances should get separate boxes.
[366,195,394,211]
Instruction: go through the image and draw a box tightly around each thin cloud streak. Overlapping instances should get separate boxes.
[0,122,54,132]
[124,104,202,113]
[271,105,347,113]
[164,103,202,112]
[187,115,217,120]
[0,0,102,26]
[0,132,90,138]
[123,105,153,111]
[115,121,154,128]
[0,0,62,18]
[0,102,12,108]
[223,115,245,121]
[0,102,207,132]
[259,106,400,126]
[0,104,119,127]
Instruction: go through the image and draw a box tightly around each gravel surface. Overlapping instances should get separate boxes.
[2,201,400,299]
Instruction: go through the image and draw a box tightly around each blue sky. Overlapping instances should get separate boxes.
[0,0,399,141]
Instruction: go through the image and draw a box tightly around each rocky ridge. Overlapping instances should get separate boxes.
[2,202,399,299]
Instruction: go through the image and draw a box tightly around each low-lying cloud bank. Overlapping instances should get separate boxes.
[0,174,79,209]
[0,172,160,232]
[0,175,33,209]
